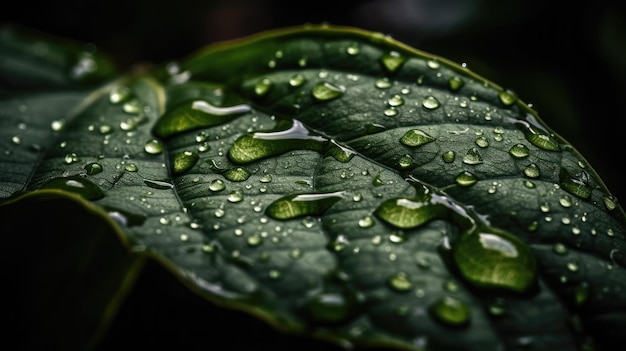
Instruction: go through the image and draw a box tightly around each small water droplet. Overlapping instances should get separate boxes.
[387,94,404,107]
[109,86,132,104]
[84,162,103,175]
[125,163,138,172]
[289,74,306,87]
[375,78,392,89]
[358,215,375,228]
[346,42,360,55]
[475,136,489,148]
[429,296,470,327]
[442,150,455,163]
[64,153,80,164]
[227,190,244,203]
[388,272,413,292]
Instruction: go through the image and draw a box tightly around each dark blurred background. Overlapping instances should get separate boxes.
[2,0,626,203]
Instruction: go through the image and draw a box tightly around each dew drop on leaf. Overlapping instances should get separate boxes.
[208,179,226,192]
[40,175,104,200]
[289,74,306,87]
[429,296,470,327]
[498,89,518,106]
[153,100,250,139]
[387,94,404,107]
[508,144,529,158]
[109,86,132,104]
[84,162,103,175]
[448,76,464,91]
[400,129,435,147]
[380,51,406,73]
[125,163,138,172]
[255,78,272,96]
[173,151,199,175]
[442,150,455,163]
[388,272,413,292]
[374,196,445,229]
[422,96,440,110]
[523,163,541,178]
[144,139,164,155]
[558,168,593,199]
[143,179,174,190]
[265,191,345,220]
[452,227,537,293]
[462,147,483,165]
[312,81,345,101]
[223,167,251,182]
[455,171,478,187]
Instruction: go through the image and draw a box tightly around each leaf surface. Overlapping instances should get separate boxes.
[2,24,625,351]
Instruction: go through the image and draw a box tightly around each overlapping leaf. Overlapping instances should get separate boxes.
[1,24,625,350]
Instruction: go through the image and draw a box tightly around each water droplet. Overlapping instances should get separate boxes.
[400,129,435,147]
[84,162,103,175]
[426,59,440,69]
[223,167,251,182]
[143,179,174,190]
[383,107,398,117]
[109,86,132,104]
[397,155,414,169]
[227,190,244,203]
[559,195,573,208]
[498,89,518,106]
[255,78,272,96]
[51,120,65,131]
[453,228,537,293]
[603,195,618,211]
[40,175,104,200]
[508,144,529,158]
[173,151,199,175]
[153,100,250,139]
[559,168,592,200]
[380,51,406,73]
[429,296,470,327]
[346,42,360,55]
[553,243,568,255]
[265,191,345,220]
[523,163,541,178]
[475,136,490,148]
[448,76,464,91]
[388,272,412,292]
[125,163,138,172]
[374,195,446,229]
[312,81,345,101]
[289,74,306,87]
[209,179,226,192]
[64,153,80,164]
[228,120,326,164]
[358,215,375,228]
[442,150,455,163]
[462,147,483,165]
[303,291,358,324]
[375,78,392,89]
[515,119,561,152]
[455,171,478,187]
[144,139,164,155]
[387,95,404,107]
[422,96,440,110]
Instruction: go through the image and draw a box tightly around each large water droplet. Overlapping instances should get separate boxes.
[265,191,345,220]
[515,119,561,152]
[508,144,529,158]
[153,100,250,139]
[380,51,406,73]
[452,227,537,293]
[223,167,251,182]
[400,129,435,147]
[498,89,518,106]
[462,147,483,165]
[173,150,199,175]
[144,139,164,155]
[40,175,104,200]
[422,96,440,110]
[374,196,445,229]
[559,168,592,199]
[84,162,103,175]
[228,120,326,164]
[312,81,345,101]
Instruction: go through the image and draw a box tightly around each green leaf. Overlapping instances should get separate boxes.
[2,24,626,351]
